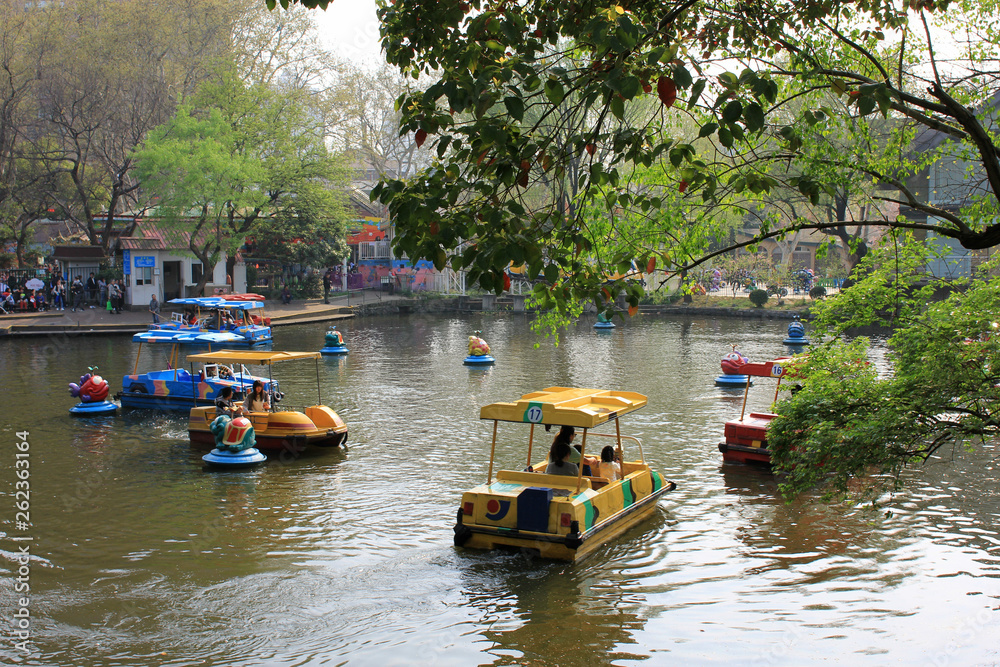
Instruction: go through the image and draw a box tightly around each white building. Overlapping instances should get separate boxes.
[117,220,246,306]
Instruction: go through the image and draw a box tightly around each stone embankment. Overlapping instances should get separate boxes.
[0,290,813,338]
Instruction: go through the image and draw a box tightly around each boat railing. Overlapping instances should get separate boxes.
[582,432,645,462]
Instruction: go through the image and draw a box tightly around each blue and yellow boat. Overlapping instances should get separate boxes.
[454,387,676,561]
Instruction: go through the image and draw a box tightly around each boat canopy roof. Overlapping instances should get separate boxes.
[186,350,321,365]
[480,386,647,428]
[168,297,264,311]
[134,330,244,344]
[740,358,796,379]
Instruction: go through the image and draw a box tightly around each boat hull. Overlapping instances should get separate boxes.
[454,467,675,561]
[464,354,495,365]
[783,337,810,346]
[718,442,772,465]
[203,447,268,468]
[188,405,348,456]
[720,412,776,465]
[69,400,118,416]
[715,374,752,387]
[119,371,275,412]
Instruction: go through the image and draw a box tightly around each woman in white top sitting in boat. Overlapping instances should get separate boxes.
[243,380,271,413]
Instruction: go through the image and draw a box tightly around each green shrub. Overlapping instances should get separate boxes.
[809,285,827,299]
[748,288,769,308]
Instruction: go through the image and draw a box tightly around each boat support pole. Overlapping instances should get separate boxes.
[132,342,142,376]
[615,417,624,462]
[315,358,322,405]
[268,364,274,413]
[190,361,197,406]
[486,420,498,484]
[740,377,752,421]
[575,429,588,494]
[772,377,783,411]
[526,423,535,470]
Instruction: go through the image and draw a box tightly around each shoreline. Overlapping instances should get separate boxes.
[0,291,817,338]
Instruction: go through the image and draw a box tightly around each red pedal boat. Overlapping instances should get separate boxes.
[718,358,794,465]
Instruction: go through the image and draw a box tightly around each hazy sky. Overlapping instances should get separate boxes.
[312,0,385,67]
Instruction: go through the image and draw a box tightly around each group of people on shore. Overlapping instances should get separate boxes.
[0,271,126,315]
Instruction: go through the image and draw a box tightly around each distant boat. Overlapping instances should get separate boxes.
[464,331,495,365]
[135,297,272,346]
[716,346,753,387]
[117,343,279,412]
[320,326,349,355]
[783,316,809,346]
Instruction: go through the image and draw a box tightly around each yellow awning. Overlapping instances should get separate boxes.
[479,387,647,428]
[185,350,322,365]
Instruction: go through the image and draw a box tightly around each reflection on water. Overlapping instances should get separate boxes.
[0,314,998,666]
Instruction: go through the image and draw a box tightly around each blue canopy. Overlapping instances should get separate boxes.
[133,330,245,345]
[168,297,265,311]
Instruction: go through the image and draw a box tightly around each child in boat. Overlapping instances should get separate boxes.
[598,445,621,481]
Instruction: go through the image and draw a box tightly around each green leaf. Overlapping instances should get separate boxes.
[718,126,733,148]
[544,79,565,106]
[672,65,693,89]
[688,79,706,109]
[610,95,625,120]
[858,94,876,116]
[722,100,743,123]
[504,96,524,120]
[743,103,764,132]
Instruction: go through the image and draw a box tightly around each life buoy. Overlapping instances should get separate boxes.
[222,293,266,302]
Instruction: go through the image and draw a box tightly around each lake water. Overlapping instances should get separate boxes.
[0,313,998,666]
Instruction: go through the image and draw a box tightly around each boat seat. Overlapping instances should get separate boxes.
[587,476,611,490]
[496,470,592,490]
[620,462,649,477]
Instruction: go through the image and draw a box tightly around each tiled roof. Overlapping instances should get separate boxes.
[117,218,218,251]
[118,237,165,250]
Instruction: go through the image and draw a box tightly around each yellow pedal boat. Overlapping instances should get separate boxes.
[454,387,676,561]
[185,350,348,457]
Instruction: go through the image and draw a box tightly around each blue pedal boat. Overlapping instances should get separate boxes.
[783,317,810,346]
[117,343,280,411]
[135,297,272,346]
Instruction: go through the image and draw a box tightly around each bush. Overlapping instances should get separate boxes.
[748,288,769,308]
[809,285,827,299]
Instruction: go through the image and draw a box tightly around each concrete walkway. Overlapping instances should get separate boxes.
[0,289,399,338]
